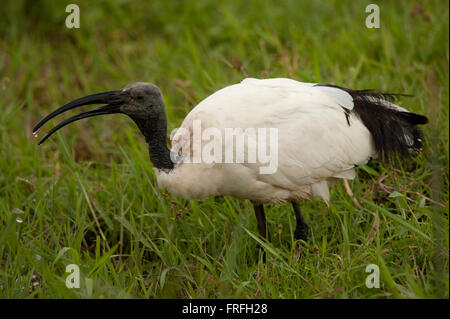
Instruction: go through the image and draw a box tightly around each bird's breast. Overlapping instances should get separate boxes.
[154,164,223,200]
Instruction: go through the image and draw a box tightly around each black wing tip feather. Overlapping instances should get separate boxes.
[351,92,427,160]
[316,83,428,160]
[351,89,413,101]
[398,111,428,125]
[315,83,413,101]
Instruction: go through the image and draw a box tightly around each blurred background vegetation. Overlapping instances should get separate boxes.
[0,0,448,298]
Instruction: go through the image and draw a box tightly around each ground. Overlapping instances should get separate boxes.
[0,0,448,298]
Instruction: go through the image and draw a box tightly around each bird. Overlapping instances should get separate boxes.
[33,78,428,245]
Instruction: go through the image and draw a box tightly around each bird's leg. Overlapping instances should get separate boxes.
[292,202,308,241]
[252,202,270,262]
[252,203,270,241]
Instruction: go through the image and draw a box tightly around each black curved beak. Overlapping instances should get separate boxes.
[33,90,124,145]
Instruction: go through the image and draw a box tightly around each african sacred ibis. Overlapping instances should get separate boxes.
[33,78,428,244]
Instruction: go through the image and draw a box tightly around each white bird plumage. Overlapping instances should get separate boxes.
[157,78,378,203]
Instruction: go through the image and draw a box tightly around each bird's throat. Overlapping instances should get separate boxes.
[131,115,174,171]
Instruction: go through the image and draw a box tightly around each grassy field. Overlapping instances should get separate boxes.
[0,0,448,298]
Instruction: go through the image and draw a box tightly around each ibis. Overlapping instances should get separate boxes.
[33,78,428,245]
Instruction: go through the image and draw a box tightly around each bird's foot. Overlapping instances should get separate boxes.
[294,223,308,242]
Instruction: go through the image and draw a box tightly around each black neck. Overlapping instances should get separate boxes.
[131,112,174,171]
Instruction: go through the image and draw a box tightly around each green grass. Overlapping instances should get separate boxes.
[0,0,448,298]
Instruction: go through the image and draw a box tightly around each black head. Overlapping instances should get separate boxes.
[120,82,166,120]
[33,82,166,145]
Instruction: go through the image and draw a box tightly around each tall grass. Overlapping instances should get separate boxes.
[0,0,448,298]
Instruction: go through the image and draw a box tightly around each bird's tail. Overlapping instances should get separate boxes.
[348,90,428,160]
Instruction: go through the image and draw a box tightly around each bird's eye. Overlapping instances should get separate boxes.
[136,95,144,101]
